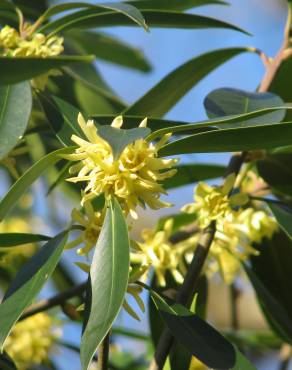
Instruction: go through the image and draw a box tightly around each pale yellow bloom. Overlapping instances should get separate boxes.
[66,201,104,256]
[0,25,63,57]
[4,313,61,370]
[64,114,178,219]
[182,174,249,228]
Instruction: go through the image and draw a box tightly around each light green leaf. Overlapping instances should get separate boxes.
[160,122,292,156]
[204,87,285,125]
[269,203,292,241]
[65,30,151,72]
[81,198,130,370]
[0,147,74,221]
[229,348,257,370]
[98,125,150,159]
[0,232,68,349]
[0,55,94,85]
[124,48,249,117]
[0,82,32,160]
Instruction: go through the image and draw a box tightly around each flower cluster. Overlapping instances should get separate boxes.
[0,25,64,57]
[4,313,61,370]
[64,114,177,219]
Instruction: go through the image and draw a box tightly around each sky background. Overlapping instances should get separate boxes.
[26,0,292,369]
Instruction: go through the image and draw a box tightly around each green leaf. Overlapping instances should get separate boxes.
[204,87,285,125]
[160,122,292,156]
[41,10,247,37]
[0,231,68,349]
[38,93,85,146]
[0,233,50,249]
[150,292,236,369]
[257,154,292,197]
[246,232,292,343]
[98,125,150,159]
[65,30,151,72]
[124,48,249,117]
[0,82,32,160]
[127,0,228,11]
[81,198,130,370]
[0,55,94,85]
[228,348,257,370]
[269,203,292,241]
[164,163,225,189]
[0,147,74,221]
[0,352,17,370]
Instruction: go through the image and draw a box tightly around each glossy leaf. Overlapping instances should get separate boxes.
[164,163,225,189]
[125,48,249,117]
[65,30,151,72]
[128,0,228,11]
[81,198,130,370]
[0,82,32,160]
[0,55,94,85]
[41,10,247,36]
[38,93,85,146]
[98,125,150,159]
[0,232,68,349]
[151,292,236,368]
[204,87,285,125]
[0,147,74,221]
[269,203,292,241]
[160,122,292,156]
[0,233,50,249]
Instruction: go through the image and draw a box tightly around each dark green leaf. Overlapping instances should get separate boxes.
[160,122,292,156]
[98,125,150,159]
[0,233,50,249]
[124,48,249,117]
[0,147,74,221]
[164,163,225,189]
[0,232,68,349]
[0,352,17,370]
[127,0,228,11]
[0,82,32,160]
[41,10,247,36]
[65,30,151,72]
[204,87,285,125]
[151,292,236,369]
[226,348,256,370]
[257,154,292,196]
[269,203,292,241]
[81,198,130,370]
[0,55,94,85]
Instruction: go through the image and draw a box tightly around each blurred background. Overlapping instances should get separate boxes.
[1,0,290,369]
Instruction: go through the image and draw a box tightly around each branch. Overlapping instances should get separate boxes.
[98,333,110,370]
[20,282,87,321]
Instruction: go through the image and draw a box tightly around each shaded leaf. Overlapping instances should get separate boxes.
[0,82,32,160]
[128,0,228,11]
[0,55,94,85]
[0,352,17,370]
[269,203,292,241]
[0,232,68,349]
[0,233,50,249]
[0,147,74,221]
[81,198,130,370]
[125,48,249,117]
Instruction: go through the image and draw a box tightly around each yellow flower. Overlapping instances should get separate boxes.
[64,114,178,219]
[13,33,64,57]
[182,174,249,228]
[4,313,61,370]
[0,25,20,50]
[66,201,104,256]
[131,219,198,287]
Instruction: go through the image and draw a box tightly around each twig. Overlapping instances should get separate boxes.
[98,333,110,370]
[230,283,240,331]
[20,282,87,321]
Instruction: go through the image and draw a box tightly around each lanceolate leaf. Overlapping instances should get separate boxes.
[128,0,228,11]
[124,48,249,117]
[0,147,74,221]
[160,122,292,156]
[0,233,50,249]
[81,198,130,370]
[150,291,236,369]
[98,125,151,159]
[229,348,257,370]
[0,55,94,85]
[41,10,247,36]
[204,87,285,125]
[0,232,68,349]
[269,203,292,241]
[0,82,32,160]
